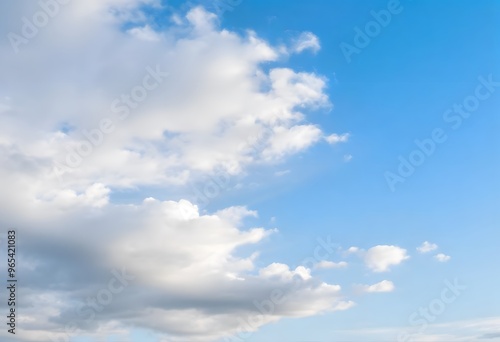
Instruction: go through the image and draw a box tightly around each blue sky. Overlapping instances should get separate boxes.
[210,1,500,339]
[0,0,499,341]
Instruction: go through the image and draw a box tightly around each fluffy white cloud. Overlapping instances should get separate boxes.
[0,197,356,342]
[363,245,409,272]
[260,263,312,280]
[0,3,352,340]
[356,280,395,293]
[417,241,438,253]
[0,3,334,196]
[435,253,451,262]
[263,124,323,160]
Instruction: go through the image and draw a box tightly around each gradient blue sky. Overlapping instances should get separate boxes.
[1,0,499,341]
[208,0,500,340]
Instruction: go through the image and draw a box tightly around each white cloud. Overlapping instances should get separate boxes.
[315,260,348,269]
[0,197,352,342]
[263,124,323,160]
[357,280,395,293]
[259,263,312,281]
[346,246,359,253]
[0,2,386,341]
[127,24,161,41]
[325,133,350,144]
[40,182,111,209]
[435,253,451,262]
[292,32,321,54]
[214,206,258,225]
[364,245,409,272]
[417,241,438,253]
[0,4,334,194]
